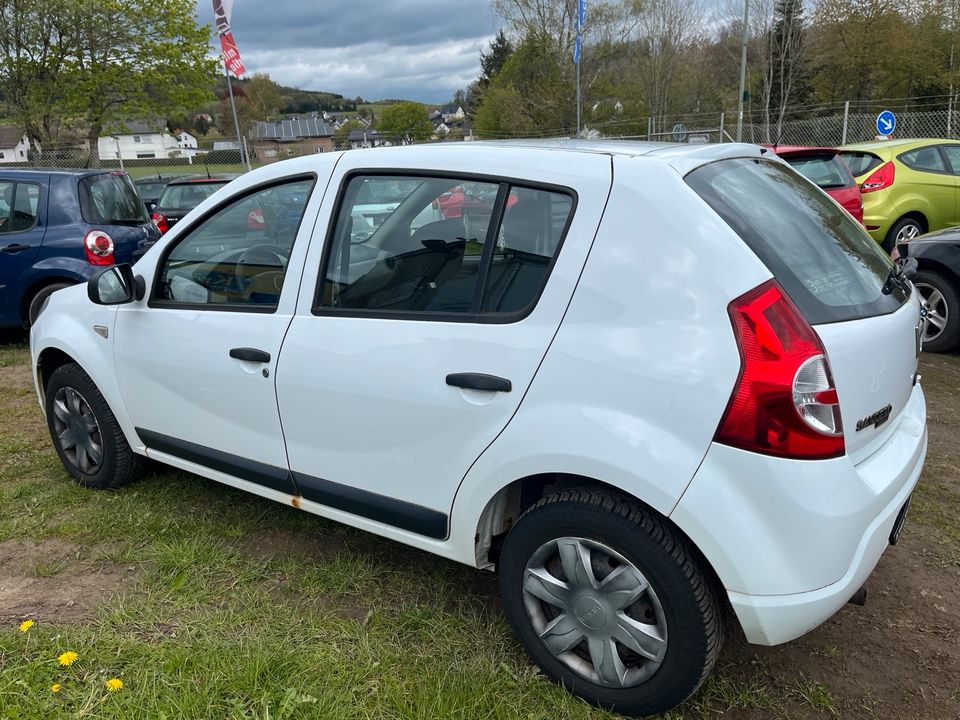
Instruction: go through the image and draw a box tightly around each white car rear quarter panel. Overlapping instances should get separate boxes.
[450,154,773,550]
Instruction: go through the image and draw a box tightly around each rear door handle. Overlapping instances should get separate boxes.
[446,372,512,393]
[1,243,31,254]
[230,347,271,363]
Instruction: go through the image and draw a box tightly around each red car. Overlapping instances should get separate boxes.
[764,145,864,224]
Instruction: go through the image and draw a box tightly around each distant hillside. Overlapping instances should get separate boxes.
[216,77,362,114]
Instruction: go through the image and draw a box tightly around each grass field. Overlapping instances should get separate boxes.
[1,337,958,719]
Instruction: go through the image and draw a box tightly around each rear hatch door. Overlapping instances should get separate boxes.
[687,157,918,459]
[78,172,159,263]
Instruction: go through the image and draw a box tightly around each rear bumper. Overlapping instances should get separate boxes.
[671,383,926,645]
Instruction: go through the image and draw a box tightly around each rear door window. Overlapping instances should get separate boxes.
[79,173,149,225]
[839,151,882,178]
[686,158,908,324]
[898,146,948,173]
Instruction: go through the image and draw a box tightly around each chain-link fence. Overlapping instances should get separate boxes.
[5,98,960,180]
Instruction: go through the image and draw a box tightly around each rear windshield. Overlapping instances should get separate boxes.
[782,154,853,189]
[686,158,908,324]
[157,182,226,211]
[838,151,882,178]
[79,173,149,226]
[135,182,167,199]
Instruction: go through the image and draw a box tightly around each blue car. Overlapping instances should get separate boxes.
[0,169,159,327]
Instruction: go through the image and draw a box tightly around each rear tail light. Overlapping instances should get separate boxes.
[860,161,894,193]
[715,280,844,460]
[83,230,114,266]
[152,212,169,234]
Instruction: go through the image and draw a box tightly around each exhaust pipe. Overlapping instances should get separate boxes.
[847,586,867,606]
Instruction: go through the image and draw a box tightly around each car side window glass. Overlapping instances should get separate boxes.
[0,182,14,234]
[899,147,947,173]
[321,176,500,314]
[939,145,960,175]
[481,188,573,314]
[154,178,314,309]
[11,183,40,231]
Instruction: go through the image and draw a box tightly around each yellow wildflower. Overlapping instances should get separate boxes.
[57,651,79,667]
[105,678,123,692]
[51,684,62,693]
[19,619,34,632]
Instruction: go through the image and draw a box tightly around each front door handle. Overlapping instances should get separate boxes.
[230,347,271,363]
[1,243,31,254]
[446,372,512,393]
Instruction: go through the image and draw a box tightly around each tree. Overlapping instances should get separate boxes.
[66,0,217,165]
[378,101,433,143]
[0,0,75,144]
[480,29,514,84]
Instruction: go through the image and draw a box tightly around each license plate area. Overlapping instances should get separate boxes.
[889,495,912,545]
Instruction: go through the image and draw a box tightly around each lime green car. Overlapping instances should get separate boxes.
[840,138,960,250]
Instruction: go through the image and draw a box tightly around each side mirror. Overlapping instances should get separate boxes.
[87,264,144,305]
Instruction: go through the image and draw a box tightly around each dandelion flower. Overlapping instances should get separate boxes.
[51,684,61,693]
[18,619,34,632]
[57,651,79,667]
[105,678,123,692]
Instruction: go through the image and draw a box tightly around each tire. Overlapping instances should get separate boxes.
[914,270,960,353]
[498,489,722,717]
[44,363,147,489]
[26,282,72,327]
[883,216,924,252]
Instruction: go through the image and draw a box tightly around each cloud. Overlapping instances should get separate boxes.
[198,0,498,102]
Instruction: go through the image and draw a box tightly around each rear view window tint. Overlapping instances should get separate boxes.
[839,151,882,178]
[158,183,226,211]
[686,158,908,324]
[899,146,947,173]
[79,173,148,225]
[783,154,853,189]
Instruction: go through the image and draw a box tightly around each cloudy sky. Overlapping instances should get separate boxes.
[196,1,500,103]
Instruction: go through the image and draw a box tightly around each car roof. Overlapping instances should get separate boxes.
[164,177,229,186]
[0,167,126,178]
[841,138,960,153]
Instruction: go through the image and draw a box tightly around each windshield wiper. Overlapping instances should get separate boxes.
[882,256,917,295]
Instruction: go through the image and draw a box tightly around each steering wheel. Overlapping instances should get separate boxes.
[234,244,290,292]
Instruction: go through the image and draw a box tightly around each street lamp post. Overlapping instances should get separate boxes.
[736,0,749,142]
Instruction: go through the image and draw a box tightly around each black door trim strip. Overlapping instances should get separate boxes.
[291,472,448,539]
[135,428,449,540]
[135,428,296,496]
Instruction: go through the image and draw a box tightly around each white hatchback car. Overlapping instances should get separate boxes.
[31,142,927,716]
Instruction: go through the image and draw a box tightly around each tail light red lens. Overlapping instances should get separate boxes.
[860,161,894,193]
[716,280,845,460]
[83,230,114,266]
[152,212,169,234]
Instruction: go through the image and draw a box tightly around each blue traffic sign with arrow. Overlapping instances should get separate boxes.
[876,110,896,136]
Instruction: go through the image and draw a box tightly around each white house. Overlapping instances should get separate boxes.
[0,127,35,164]
[441,105,466,124]
[97,119,187,161]
[176,131,198,159]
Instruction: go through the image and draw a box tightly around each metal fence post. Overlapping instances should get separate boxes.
[719,112,725,142]
[841,101,850,145]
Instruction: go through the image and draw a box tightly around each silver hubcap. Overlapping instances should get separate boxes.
[915,282,948,343]
[522,537,668,688]
[52,386,103,474]
[896,223,921,242]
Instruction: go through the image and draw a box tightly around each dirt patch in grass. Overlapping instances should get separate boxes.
[0,538,139,624]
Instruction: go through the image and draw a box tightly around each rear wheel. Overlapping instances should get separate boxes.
[914,270,960,353]
[498,490,722,716]
[45,363,147,488]
[26,282,72,326]
[883,216,924,252]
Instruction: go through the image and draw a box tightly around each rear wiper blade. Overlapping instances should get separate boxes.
[881,257,917,295]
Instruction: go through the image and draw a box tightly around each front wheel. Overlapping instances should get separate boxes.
[498,490,722,716]
[45,363,147,488]
[914,270,960,353]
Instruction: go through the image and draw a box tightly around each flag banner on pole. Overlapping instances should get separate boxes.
[578,0,586,29]
[573,34,582,64]
[213,0,245,76]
